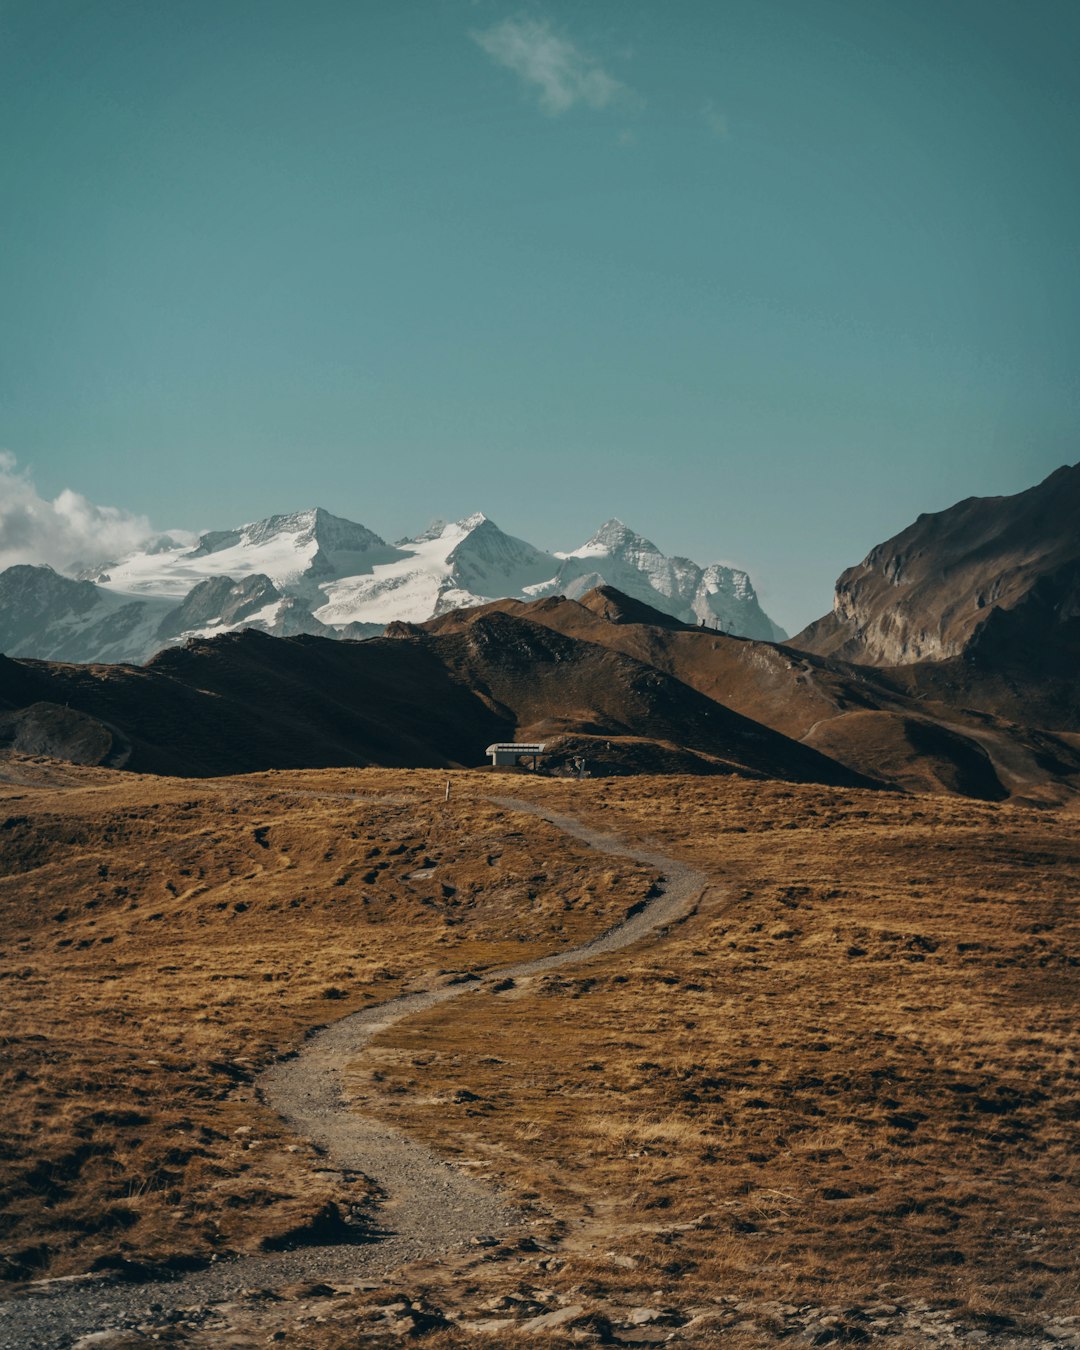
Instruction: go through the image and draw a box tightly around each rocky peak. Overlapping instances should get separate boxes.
[795,462,1080,665]
[580,519,660,556]
[0,564,101,617]
[445,516,557,593]
[157,574,281,640]
[190,508,386,559]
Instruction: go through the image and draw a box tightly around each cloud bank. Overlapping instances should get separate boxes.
[472,17,628,116]
[0,452,183,574]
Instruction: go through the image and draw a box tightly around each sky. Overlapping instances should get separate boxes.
[1,0,1077,633]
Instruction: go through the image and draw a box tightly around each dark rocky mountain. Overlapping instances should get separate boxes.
[0,565,173,664]
[795,462,1080,667]
[155,575,283,640]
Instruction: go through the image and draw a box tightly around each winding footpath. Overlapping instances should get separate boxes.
[0,798,707,1350]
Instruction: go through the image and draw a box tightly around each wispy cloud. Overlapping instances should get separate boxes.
[471,16,630,116]
[0,451,191,573]
[701,98,728,139]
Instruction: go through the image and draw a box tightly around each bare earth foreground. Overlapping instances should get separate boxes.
[0,762,1078,1347]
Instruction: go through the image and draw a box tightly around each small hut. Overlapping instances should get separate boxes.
[485,741,546,769]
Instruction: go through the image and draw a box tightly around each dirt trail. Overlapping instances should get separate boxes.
[0,797,708,1350]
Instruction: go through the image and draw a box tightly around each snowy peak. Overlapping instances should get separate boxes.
[543,519,785,641]
[574,518,661,558]
[444,515,556,595]
[0,505,787,662]
[315,511,558,627]
[192,507,386,558]
[95,506,398,599]
[407,512,489,546]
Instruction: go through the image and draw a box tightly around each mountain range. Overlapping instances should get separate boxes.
[0,510,785,665]
[0,462,1076,804]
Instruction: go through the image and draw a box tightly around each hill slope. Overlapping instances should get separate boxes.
[0,614,869,788]
[416,587,1080,804]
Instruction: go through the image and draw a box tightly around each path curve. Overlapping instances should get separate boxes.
[0,797,708,1350]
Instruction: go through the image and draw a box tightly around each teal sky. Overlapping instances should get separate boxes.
[2,0,1077,632]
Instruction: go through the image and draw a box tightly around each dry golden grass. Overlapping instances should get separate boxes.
[0,766,652,1283]
[347,776,1080,1328]
[3,763,1078,1346]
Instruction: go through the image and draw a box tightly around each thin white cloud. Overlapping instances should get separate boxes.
[0,452,191,573]
[701,98,728,139]
[472,16,629,116]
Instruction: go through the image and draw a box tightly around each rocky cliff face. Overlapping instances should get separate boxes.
[794,463,1080,666]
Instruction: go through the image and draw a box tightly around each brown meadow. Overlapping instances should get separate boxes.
[0,764,648,1284]
[1,760,1077,1344]
[344,776,1080,1337]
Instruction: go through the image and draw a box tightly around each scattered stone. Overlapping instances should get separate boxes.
[386,1307,448,1335]
[521,1304,586,1332]
[680,1312,730,1335]
[272,1281,336,1299]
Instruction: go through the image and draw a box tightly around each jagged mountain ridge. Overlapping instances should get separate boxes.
[541,518,786,641]
[3,508,785,664]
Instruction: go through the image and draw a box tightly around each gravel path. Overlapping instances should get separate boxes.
[0,797,707,1349]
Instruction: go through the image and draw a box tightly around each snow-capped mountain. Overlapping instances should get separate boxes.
[0,507,786,664]
[315,513,559,627]
[539,519,786,640]
[0,565,175,665]
[82,508,400,598]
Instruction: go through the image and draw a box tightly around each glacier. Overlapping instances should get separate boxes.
[0,507,786,665]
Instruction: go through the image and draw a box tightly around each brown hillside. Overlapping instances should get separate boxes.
[418,588,1080,805]
[0,615,873,789]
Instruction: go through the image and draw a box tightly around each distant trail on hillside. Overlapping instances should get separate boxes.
[0,797,707,1350]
